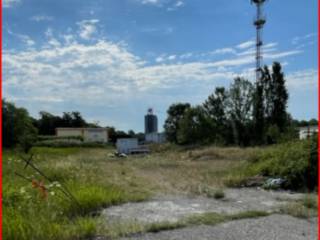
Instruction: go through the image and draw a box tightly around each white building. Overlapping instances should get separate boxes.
[145,132,166,144]
[299,126,318,140]
[56,128,108,143]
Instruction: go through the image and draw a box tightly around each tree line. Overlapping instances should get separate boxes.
[2,62,317,149]
[2,100,143,148]
[164,62,317,146]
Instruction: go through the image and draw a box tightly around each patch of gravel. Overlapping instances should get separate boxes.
[121,215,318,240]
[102,188,305,224]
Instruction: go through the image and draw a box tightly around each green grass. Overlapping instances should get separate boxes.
[223,138,318,190]
[3,148,149,240]
[226,211,270,220]
[4,141,317,239]
[122,210,271,236]
[278,195,318,219]
[185,210,269,226]
[146,221,187,233]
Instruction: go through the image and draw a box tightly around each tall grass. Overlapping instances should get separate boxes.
[223,137,318,190]
[3,148,149,240]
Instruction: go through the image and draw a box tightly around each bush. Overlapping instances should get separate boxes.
[34,140,110,148]
[213,189,225,199]
[247,137,317,190]
[37,135,84,141]
[224,136,318,190]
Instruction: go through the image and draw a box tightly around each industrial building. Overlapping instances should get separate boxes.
[145,108,158,134]
[145,132,166,144]
[56,128,108,143]
[144,108,166,144]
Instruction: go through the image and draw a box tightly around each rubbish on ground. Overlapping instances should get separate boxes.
[263,178,286,189]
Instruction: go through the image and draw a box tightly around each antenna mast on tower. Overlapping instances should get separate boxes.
[251,0,267,82]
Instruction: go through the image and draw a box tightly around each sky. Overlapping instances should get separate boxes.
[3,0,318,132]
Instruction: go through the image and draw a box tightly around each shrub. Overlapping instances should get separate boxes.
[224,136,318,190]
[257,137,317,190]
[213,189,225,199]
[37,135,84,141]
[34,140,110,148]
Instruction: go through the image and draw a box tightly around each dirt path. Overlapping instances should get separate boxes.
[102,188,305,223]
[98,188,317,240]
[121,215,317,240]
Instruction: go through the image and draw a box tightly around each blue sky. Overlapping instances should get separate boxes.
[3,0,318,132]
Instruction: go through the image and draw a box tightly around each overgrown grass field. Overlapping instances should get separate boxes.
[3,138,317,239]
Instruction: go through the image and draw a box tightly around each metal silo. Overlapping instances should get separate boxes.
[144,108,158,134]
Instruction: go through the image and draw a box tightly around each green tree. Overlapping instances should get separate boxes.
[37,111,61,135]
[203,87,229,144]
[164,103,191,143]
[70,111,87,127]
[253,81,265,145]
[270,62,289,132]
[2,99,37,149]
[261,62,289,133]
[227,77,254,146]
[177,106,212,145]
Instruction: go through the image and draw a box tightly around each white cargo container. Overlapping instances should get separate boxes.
[116,138,138,154]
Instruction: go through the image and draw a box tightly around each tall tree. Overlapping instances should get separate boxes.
[177,106,212,145]
[270,62,289,132]
[203,87,229,143]
[253,81,265,144]
[164,103,191,143]
[227,77,254,146]
[2,99,37,149]
[261,65,273,122]
[70,112,87,127]
[38,111,61,135]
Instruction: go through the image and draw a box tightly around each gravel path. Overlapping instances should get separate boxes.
[102,188,305,223]
[121,215,318,240]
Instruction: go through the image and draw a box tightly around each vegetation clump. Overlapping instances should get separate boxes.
[213,189,225,199]
[224,136,318,190]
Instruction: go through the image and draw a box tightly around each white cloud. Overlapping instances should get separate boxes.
[180,53,193,59]
[139,0,184,10]
[236,40,256,49]
[3,0,20,8]
[141,0,160,5]
[77,19,100,40]
[44,28,61,47]
[30,15,54,22]
[168,55,176,60]
[210,48,236,55]
[286,69,318,90]
[292,33,317,45]
[167,0,185,11]
[7,29,35,47]
[155,56,165,62]
[263,42,278,49]
[175,1,184,7]
[2,29,309,111]
[264,50,302,59]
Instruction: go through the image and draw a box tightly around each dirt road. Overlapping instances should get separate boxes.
[99,188,317,240]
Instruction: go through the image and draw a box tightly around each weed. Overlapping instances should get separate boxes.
[213,189,225,199]
[301,195,317,209]
[146,221,186,233]
[227,211,270,220]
